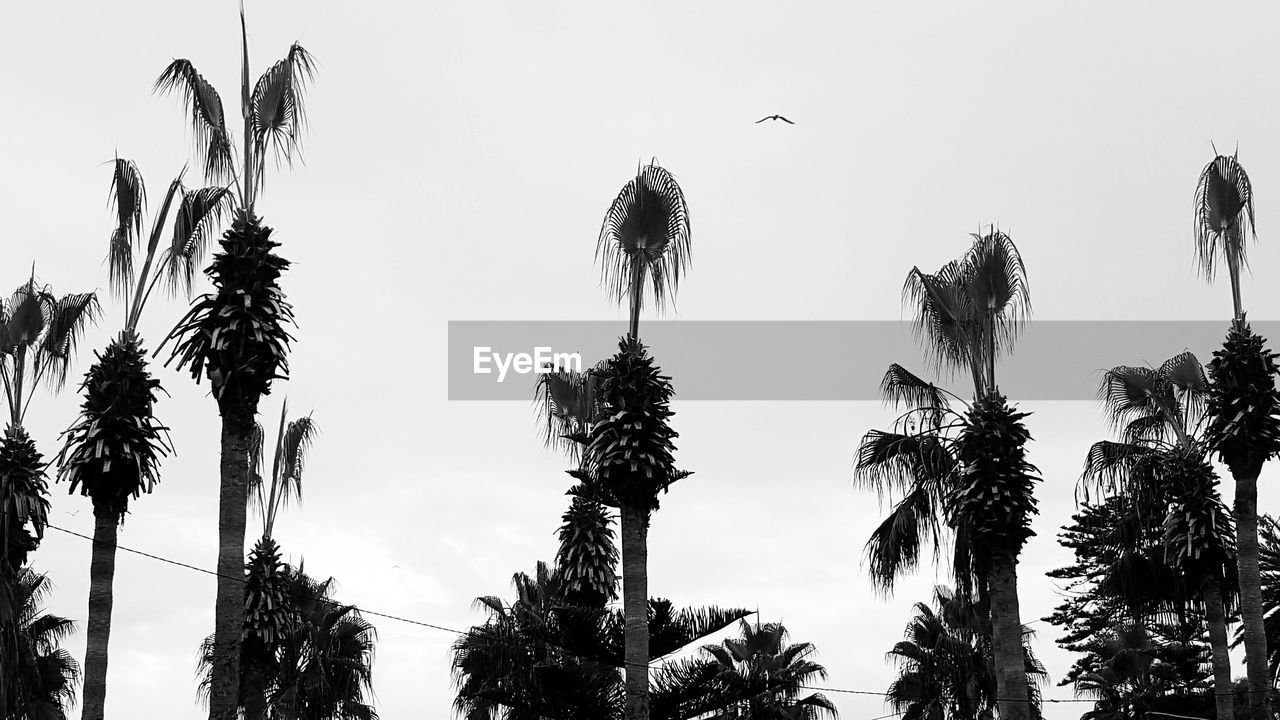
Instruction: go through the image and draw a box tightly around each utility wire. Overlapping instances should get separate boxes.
[47,523,1259,705]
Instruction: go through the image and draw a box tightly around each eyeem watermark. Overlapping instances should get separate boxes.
[450,320,1280,400]
[472,346,582,382]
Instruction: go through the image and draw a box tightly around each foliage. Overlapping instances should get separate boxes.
[1204,321,1280,476]
[573,337,689,513]
[56,335,169,516]
[163,217,296,412]
[451,561,757,720]
[886,586,1045,720]
[2,568,81,720]
[556,495,618,608]
[596,162,691,336]
[947,393,1040,558]
[0,427,50,575]
[199,561,378,720]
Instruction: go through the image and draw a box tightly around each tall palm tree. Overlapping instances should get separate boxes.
[886,586,1045,720]
[1081,353,1238,720]
[154,9,315,719]
[1194,150,1280,720]
[856,229,1037,720]
[574,338,690,720]
[55,156,230,720]
[696,619,837,720]
[3,568,81,720]
[239,402,316,720]
[0,276,97,714]
[588,161,691,720]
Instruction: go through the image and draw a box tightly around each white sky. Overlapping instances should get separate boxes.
[4,2,1280,719]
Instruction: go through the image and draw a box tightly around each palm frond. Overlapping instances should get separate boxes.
[1194,153,1255,282]
[863,485,942,594]
[166,185,233,296]
[154,59,235,182]
[1080,440,1154,503]
[902,265,972,375]
[1158,351,1208,428]
[967,228,1031,352]
[880,363,952,426]
[35,291,100,391]
[854,429,956,494]
[250,42,317,188]
[1097,366,1172,431]
[596,162,692,314]
[107,157,146,297]
[534,362,601,457]
[275,414,316,508]
[4,276,45,352]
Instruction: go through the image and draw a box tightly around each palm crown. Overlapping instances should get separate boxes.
[597,162,691,340]
[1194,152,1255,320]
[154,7,315,216]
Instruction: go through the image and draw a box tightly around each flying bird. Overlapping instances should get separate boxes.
[756,115,795,125]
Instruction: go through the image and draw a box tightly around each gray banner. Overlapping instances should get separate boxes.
[447,320,1279,401]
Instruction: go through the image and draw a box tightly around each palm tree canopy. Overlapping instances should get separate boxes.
[154,7,316,213]
[596,162,691,319]
[2,568,81,720]
[576,337,689,512]
[1194,152,1255,283]
[199,560,378,720]
[102,158,233,336]
[55,335,170,516]
[902,229,1029,394]
[887,586,1045,720]
[1204,322,1280,474]
[249,400,317,538]
[0,276,100,426]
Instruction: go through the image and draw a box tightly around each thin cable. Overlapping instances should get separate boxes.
[48,523,1251,704]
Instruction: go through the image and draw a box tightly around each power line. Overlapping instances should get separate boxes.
[46,523,1252,705]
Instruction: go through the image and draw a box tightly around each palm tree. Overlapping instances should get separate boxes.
[1075,624,1218,720]
[153,9,315,719]
[886,586,1045,720]
[583,161,691,720]
[1193,150,1280,720]
[696,619,837,720]
[855,229,1037,720]
[3,568,81,720]
[573,338,690,720]
[239,402,316,720]
[451,560,754,720]
[199,564,378,720]
[268,569,377,720]
[0,275,97,713]
[1081,353,1238,720]
[54,156,230,720]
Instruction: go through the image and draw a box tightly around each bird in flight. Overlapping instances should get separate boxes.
[756,115,795,125]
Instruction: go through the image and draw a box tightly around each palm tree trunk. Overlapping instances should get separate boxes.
[242,659,268,720]
[628,260,643,341]
[988,552,1030,720]
[81,504,119,720]
[1234,467,1270,720]
[1203,577,1236,720]
[208,407,254,720]
[1228,237,1244,322]
[620,503,650,720]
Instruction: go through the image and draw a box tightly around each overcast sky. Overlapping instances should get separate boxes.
[5,2,1280,719]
